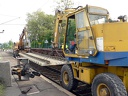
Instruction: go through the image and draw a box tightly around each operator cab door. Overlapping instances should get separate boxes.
[64,14,76,56]
[64,6,97,57]
[75,7,97,56]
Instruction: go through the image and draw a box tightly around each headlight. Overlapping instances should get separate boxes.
[88,49,95,56]
[123,15,127,22]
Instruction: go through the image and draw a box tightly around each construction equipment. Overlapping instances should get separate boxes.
[18,5,128,95]
[18,27,30,50]
[13,27,30,57]
[57,5,128,96]
[12,62,40,81]
[53,8,76,48]
[13,42,19,57]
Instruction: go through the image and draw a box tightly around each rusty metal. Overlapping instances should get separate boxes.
[11,63,40,80]
[31,48,64,58]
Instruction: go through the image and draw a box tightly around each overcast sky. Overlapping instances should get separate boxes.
[0,0,128,43]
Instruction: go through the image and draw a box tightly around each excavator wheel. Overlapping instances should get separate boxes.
[60,64,78,91]
[91,73,127,96]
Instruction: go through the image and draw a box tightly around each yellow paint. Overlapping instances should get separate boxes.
[123,71,128,91]
[92,22,128,52]
[92,24,103,37]
[71,63,128,91]
[61,5,128,91]
[79,67,95,84]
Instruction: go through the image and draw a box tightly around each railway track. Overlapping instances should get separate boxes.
[31,48,64,58]
[30,61,61,84]
[29,61,92,96]
[10,49,92,96]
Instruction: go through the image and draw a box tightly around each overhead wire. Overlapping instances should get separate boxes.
[0,24,26,25]
[0,14,19,18]
[0,17,20,25]
[0,0,50,25]
[0,0,50,26]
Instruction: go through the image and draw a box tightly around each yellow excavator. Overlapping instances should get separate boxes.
[13,27,30,57]
[54,5,128,96]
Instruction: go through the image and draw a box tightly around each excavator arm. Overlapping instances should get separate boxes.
[18,27,30,50]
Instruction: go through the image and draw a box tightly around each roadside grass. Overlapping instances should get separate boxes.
[0,82,5,96]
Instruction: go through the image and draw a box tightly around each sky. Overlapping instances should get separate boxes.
[0,0,128,43]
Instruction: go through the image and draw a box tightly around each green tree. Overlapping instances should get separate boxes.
[2,43,8,49]
[26,10,54,48]
[0,40,14,50]
[55,0,74,11]
[8,40,13,49]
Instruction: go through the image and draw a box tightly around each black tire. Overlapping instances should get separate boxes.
[92,73,127,96]
[60,64,78,91]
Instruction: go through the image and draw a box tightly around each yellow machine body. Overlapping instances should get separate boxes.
[13,27,30,57]
[18,27,30,50]
[58,5,128,93]
[71,62,128,91]
[92,22,128,52]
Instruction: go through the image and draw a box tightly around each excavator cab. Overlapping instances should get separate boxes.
[64,5,109,57]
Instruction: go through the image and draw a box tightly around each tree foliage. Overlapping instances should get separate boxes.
[55,0,74,11]
[0,40,13,49]
[26,0,74,48]
[26,10,54,48]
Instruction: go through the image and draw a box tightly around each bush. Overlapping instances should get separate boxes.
[0,83,5,96]
[0,79,5,96]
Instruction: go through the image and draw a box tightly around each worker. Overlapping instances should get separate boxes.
[61,43,64,49]
[70,41,76,52]
[70,33,76,53]
[61,43,68,49]
[66,44,68,49]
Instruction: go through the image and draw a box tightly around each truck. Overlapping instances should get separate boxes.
[55,5,128,96]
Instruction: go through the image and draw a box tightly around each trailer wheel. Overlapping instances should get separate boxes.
[92,73,127,96]
[60,64,78,91]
